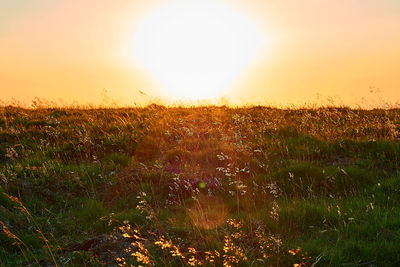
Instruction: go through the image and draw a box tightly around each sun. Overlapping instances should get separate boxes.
[129,0,265,100]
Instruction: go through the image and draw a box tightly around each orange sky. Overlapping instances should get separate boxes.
[1,0,399,107]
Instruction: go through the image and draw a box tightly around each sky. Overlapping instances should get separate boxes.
[1,0,399,107]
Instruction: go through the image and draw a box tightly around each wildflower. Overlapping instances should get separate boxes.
[222,236,247,266]
[288,246,311,266]
[270,200,280,222]
[5,147,18,161]
[0,173,7,184]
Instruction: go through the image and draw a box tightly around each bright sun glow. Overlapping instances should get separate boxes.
[129,0,265,100]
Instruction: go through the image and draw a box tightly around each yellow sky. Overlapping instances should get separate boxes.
[1,0,399,107]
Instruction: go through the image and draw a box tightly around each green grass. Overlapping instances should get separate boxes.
[0,105,399,266]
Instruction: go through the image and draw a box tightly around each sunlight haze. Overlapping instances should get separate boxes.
[1,0,399,107]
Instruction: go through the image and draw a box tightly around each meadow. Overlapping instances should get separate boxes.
[1,104,400,266]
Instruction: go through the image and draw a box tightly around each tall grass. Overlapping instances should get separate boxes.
[0,103,399,266]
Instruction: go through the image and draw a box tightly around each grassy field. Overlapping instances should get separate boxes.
[1,105,400,266]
